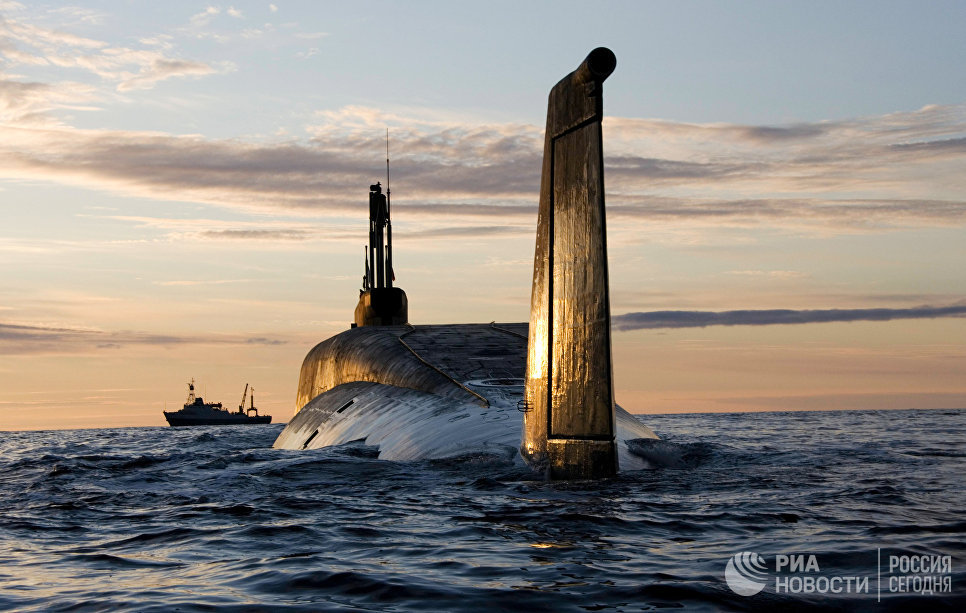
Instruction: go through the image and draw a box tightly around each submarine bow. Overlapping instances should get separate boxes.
[273,48,657,477]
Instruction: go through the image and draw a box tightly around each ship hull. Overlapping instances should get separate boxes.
[164,412,272,426]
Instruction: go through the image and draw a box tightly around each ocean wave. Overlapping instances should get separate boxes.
[0,412,963,611]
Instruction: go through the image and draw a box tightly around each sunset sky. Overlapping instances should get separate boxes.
[2,1,965,430]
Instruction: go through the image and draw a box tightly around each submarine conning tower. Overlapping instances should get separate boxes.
[522,47,619,480]
[354,182,408,327]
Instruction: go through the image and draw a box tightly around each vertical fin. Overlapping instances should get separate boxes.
[522,48,618,479]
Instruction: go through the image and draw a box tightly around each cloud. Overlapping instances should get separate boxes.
[604,197,966,231]
[892,136,966,155]
[725,270,809,279]
[0,113,546,216]
[188,6,221,28]
[612,305,966,331]
[295,47,319,60]
[245,336,283,345]
[153,279,256,286]
[1,3,966,243]
[0,8,228,102]
[734,124,832,143]
[100,214,352,240]
[0,79,53,122]
[1,103,964,238]
[603,105,966,207]
[104,214,532,244]
[394,203,535,219]
[118,58,220,91]
[198,229,313,240]
[47,6,105,26]
[0,321,287,355]
[399,225,530,240]
[3,105,965,234]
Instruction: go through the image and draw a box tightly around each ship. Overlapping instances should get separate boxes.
[273,48,659,479]
[164,380,272,426]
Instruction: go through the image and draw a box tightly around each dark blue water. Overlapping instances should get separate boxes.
[1,409,963,612]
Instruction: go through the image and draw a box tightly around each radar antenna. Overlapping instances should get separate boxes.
[385,129,394,286]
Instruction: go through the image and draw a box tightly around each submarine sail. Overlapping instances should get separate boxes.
[355,182,408,327]
[522,47,619,479]
[273,49,657,477]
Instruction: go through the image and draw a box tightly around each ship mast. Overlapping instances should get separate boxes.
[385,129,394,288]
[361,133,394,292]
[352,131,408,327]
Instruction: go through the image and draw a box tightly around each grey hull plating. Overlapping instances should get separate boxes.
[273,323,656,468]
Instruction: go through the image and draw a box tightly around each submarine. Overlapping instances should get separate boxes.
[273,48,658,479]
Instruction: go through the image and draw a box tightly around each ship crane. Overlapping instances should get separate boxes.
[238,383,249,415]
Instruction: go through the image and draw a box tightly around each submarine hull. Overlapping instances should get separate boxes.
[273,323,657,469]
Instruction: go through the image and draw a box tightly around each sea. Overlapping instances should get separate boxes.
[1,408,963,612]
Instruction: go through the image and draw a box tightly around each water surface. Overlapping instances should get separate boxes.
[1,409,963,611]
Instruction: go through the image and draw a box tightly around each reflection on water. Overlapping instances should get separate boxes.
[0,409,964,612]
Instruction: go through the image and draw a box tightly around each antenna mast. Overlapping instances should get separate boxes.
[385,128,394,287]
[352,129,408,327]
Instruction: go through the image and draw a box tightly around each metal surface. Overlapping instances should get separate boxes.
[274,48,659,478]
[356,182,408,326]
[353,287,409,327]
[274,380,517,460]
[523,48,619,479]
[293,323,531,415]
[280,324,531,455]
[274,352,655,470]
[369,183,388,290]
[294,324,481,413]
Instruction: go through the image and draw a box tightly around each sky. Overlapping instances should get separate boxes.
[1,0,965,430]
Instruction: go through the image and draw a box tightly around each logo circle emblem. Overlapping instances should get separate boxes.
[725,551,768,596]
